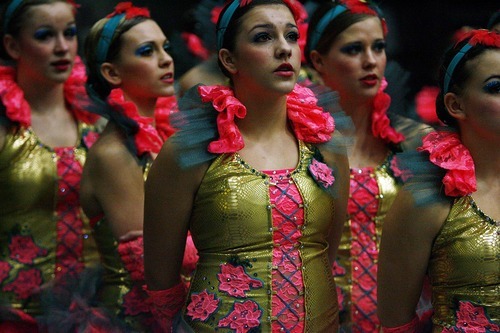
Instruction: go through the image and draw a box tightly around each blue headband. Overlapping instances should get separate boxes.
[216,0,240,50]
[95,13,125,65]
[308,5,347,52]
[443,42,473,94]
[3,0,23,33]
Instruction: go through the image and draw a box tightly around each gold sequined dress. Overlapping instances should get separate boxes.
[429,196,500,332]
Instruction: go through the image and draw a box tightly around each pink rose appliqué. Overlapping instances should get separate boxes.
[309,158,335,189]
[9,235,48,264]
[3,268,42,299]
[441,301,500,332]
[218,300,262,333]
[186,290,220,322]
[217,263,263,298]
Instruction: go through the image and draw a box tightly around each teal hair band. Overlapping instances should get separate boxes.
[95,13,125,65]
[216,0,240,50]
[443,43,472,93]
[3,0,23,33]
[308,5,347,52]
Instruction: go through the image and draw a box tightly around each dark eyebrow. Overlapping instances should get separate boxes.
[483,75,500,83]
[249,22,297,33]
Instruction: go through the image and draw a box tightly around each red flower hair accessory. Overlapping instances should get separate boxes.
[106,1,150,19]
[455,29,500,48]
[341,0,388,35]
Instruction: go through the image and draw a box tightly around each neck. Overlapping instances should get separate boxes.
[16,75,66,114]
[122,91,157,118]
[234,87,289,140]
[460,129,500,182]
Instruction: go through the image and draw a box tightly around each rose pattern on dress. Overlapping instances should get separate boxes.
[3,268,42,299]
[308,158,335,189]
[217,263,263,298]
[0,261,12,284]
[441,301,500,333]
[8,235,48,264]
[218,300,262,333]
[186,290,220,322]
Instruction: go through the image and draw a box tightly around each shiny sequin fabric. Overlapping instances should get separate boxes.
[0,124,99,316]
[429,196,500,332]
[183,141,339,332]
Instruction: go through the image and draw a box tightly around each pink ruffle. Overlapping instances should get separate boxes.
[117,236,145,282]
[154,95,178,141]
[417,131,476,197]
[371,78,405,145]
[107,89,164,156]
[198,84,334,154]
[0,56,99,127]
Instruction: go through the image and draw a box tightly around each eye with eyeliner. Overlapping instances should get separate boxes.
[135,44,154,57]
[34,28,53,41]
[483,80,500,94]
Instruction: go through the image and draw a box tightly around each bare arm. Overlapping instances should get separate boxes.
[81,139,145,238]
[377,188,449,327]
[143,140,208,290]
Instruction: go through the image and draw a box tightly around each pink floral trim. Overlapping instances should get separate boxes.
[186,290,220,322]
[154,95,178,141]
[217,263,263,298]
[198,84,335,153]
[418,131,476,197]
[0,57,98,128]
[371,78,405,145]
[3,268,42,299]
[309,158,335,188]
[441,301,500,333]
[8,235,48,265]
[107,88,161,155]
[117,236,144,282]
[218,300,262,333]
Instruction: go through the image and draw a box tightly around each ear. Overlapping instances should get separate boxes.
[218,48,237,75]
[444,92,466,121]
[309,50,325,73]
[3,34,21,60]
[100,62,122,86]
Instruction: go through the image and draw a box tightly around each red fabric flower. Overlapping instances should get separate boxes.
[3,268,42,299]
[341,0,388,35]
[8,235,48,264]
[309,158,335,188]
[106,2,150,19]
[0,56,99,127]
[211,6,223,25]
[123,285,150,316]
[218,300,262,333]
[107,88,164,156]
[287,84,334,143]
[0,261,12,283]
[181,32,211,60]
[415,86,441,125]
[217,263,263,298]
[418,131,476,197]
[456,29,500,48]
[155,96,178,141]
[117,236,144,282]
[198,85,247,153]
[186,290,220,321]
[441,301,500,333]
[371,78,405,145]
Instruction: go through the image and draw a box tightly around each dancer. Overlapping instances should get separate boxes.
[378,29,500,332]
[143,0,350,331]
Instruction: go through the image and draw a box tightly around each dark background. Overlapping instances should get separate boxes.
[75,0,499,97]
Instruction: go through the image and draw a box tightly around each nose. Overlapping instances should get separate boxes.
[275,36,292,60]
[159,48,173,68]
[54,34,70,54]
[363,49,377,69]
